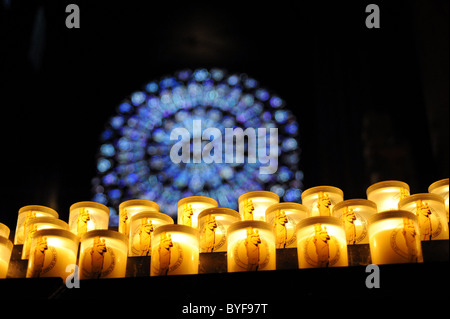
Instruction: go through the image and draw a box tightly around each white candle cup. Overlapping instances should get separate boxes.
[177,196,218,228]
[150,224,199,276]
[301,186,344,217]
[227,221,276,272]
[26,229,79,281]
[366,180,410,212]
[265,203,310,248]
[332,199,377,245]
[198,207,241,253]
[368,210,423,265]
[0,237,13,278]
[128,211,174,256]
[14,205,58,245]
[295,216,348,269]
[428,178,449,222]
[22,217,69,260]
[238,191,280,221]
[0,223,10,240]
[398,193,449,241]
[79,230,128,279]
[119,199,160,237]
[69,201,110,238]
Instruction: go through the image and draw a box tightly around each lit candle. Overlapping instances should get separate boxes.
[14,205,58,244]
[398,193,449,241]
[22,217,69,260]
[119,199,159,237]
[69,201,110,238]
[295,216,348,269]
[198,207,241,253]
[265,203,310,248]
[0,237,13,278]
[301,186,344,217]
[177,196,218,228]
[332,199,377,245]
[150,224,199,276]
[0,223,10,240]
[238,191,280,221]
[428,178,449,222]
[227,221,276,272]
[26,229,79,281]
[128,211,174,256]
[79,230,128,279]
[366,180,410,212]
[368,210,423,264]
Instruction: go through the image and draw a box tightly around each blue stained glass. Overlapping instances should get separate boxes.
[285,123,298,134]
[131,91,146,106]
[270,96,283,108]
[227,75,239,86]
[255,89,269,101]
[97,158,111,173]
[119,102,132,113]
[100,144,115,157]
[275,110,289,123]
[145,82,159,93]
[93,68,303,224]
[284,188,301,202]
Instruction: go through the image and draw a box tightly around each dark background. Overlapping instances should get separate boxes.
[0,0,448,228]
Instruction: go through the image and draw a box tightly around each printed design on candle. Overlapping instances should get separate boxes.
[342,207,357,244]
[22,211,36,243]
[273,210,288,248]
[29,237,57,277]
[81,237,116,278]
[200,215,226,252]
[317,192,332,216]
[76,208,91,236]
[119,208,128,236]
[267,211,297,248]
[414,200,442,240]
[181,204,194,227]
[303,224,340,268]
[152,232,183,275]
[243,199,255,221]
[390,219,420,263]
[131,218,154,256]
[233,227,270,271]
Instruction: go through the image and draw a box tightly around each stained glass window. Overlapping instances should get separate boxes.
[92,68,303,225]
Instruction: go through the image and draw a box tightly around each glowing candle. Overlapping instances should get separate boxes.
[265,203,310,248]
[238,191,280,221]
[368,210,423,264]
[428,178,449,222]
[22,217,69,260]
[227,221,276,272]
[14,205,58,244]
[0,223,10,239]
[0,237,13,278]
[79,230,128,279]
[398,193,449,241]
[366,180,410,212]
[177,196,218,228]
[295,216,348,269]
[128,211,174,256]
[198,207,241,253]
[301,186,344,217]
[26,229,79,281]
[69,201,109,238]
[119,199,159,237]
[332,199,377,245]
[150,224,199,276]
